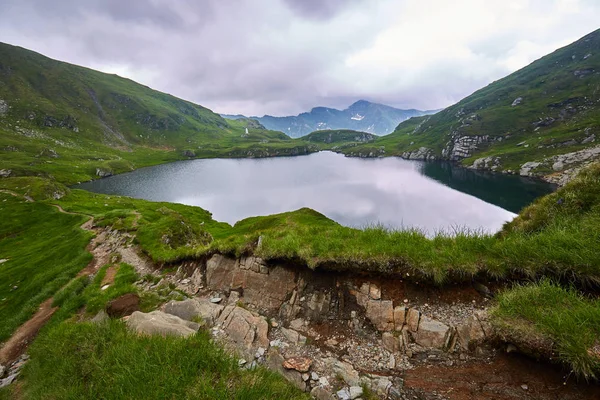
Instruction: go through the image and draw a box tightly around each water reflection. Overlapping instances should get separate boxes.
[73,152,555,234]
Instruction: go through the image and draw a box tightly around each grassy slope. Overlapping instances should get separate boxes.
[342,29,600,172]
[0,42,317,184]
[11,321,307,400]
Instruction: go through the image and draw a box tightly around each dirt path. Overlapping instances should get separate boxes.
[0,300,56,365]
[0,204,96,366]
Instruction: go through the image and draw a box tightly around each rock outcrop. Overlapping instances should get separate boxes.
[126,310,200,337]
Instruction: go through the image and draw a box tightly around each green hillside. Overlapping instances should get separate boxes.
[0,42,316,184]
[342,29,600,179]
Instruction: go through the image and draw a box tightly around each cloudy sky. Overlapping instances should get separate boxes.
[1,0,599,116]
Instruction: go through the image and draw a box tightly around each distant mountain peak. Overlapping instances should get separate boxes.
[222,101,436,138]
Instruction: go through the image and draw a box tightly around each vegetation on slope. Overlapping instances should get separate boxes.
[342,29,600,173]
[7,321,307,400]
[0,42,317,184]
[492,280,600,380]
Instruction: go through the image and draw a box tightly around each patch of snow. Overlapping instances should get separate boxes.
[351,114,364,121]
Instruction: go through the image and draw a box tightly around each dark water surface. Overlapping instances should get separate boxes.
[73,152,554,234]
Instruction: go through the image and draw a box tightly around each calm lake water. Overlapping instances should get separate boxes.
[74,152,555,234]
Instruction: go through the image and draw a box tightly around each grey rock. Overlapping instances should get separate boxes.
[311,386,334,400]
[406,308,420,332]
[95,168,113,178]
[511,97,523,106]
[126,310,200,337]
[0,169,12,178]
[519,161,541,177]
[366,299,394,331]
[0,373,18,389]
[336,388,351,400]
[402,146,437,161]
[0,99,7,116]
[91,310,109,324]
[414,316,452,349]
[349,386,363,399]
[210,297,222,303]
[163,298,224,326]
[329,359,360,386]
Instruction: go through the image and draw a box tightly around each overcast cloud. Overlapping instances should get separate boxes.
[0,0,599,116]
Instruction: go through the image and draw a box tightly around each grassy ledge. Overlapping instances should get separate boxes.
[492,280,600,380]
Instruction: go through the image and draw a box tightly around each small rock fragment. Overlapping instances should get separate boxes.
[283,357,312,373]
[349,386,363,399]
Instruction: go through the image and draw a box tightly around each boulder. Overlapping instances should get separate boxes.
[106,293,140,318]
[349,386,363,399]
[414,316,451,349]
[217,305,269,351]
[126,311,200,338]
[366,299,394,331]
[456,316,486,351]
[382,332,403,353]
[163,298,224,325]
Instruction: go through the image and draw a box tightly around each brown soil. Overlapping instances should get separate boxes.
[0,299,57,365]
[403,352,600,400]
[101,265,118,286]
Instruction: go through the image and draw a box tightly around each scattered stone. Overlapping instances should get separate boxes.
[106,293,140,318]
[101,284,110,291]
[210,297,222,304]
[319,376,330,386]
[0,259,8,264]
[255,347,266,359]
[290,318,305,331]
[521,384,529,391]
[126,310,200,338]
[302,373,310,381]
[283,357,312,373]
[270,339,288,348]
[267,353,306,391]
[0,373,18,389]
[238,359,247,366]
[311,372,319,381]
[506,344,518,353]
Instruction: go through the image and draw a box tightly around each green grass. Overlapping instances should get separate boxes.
[17,320,309,400]
[492,280,600,380]
[341,29,600,172]
[0,192,92,342]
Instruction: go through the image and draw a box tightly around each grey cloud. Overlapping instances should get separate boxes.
[0,0,598,116]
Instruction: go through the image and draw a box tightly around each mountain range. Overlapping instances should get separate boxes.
[222,100,437,138]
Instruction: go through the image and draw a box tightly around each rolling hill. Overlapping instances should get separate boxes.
[342,29,600,184]
[0,42,316,184]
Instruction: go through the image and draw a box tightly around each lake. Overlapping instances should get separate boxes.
[73,152,555,234]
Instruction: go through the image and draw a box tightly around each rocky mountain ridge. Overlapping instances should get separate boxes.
[223,100,437,138]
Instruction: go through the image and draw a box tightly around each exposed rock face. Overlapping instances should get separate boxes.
[401,146,436,161]
[126,311,200,337]
[456,315,487,351]
[0,99,8,116]
[519,145,600,185]
[511,97,523,106]
[519,161,541,177]
[442,135,490,160]
[0,169,12,178]
[471,156,501,171]
[95,168,113,178]
[206,255,296,313]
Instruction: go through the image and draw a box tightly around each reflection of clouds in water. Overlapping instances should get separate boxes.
[79,152,518,234]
